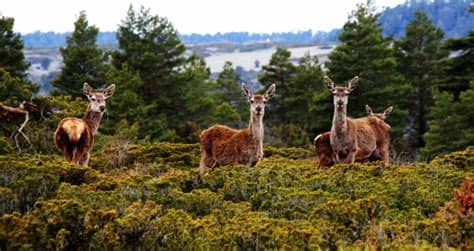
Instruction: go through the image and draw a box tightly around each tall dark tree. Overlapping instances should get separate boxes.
[173,53,217,142]
[113,5,186,104]
[112,5,187,140]
[437,14,474,98]
[276,53,325,146]
[214,61,247,127]
[0,17,30,80]
[52,11,107,98]
[421,84,474,159]
[325,0,409,147]
[395,11,447,150]
[258,47,296,124]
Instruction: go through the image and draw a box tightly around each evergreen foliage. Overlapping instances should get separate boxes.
[0,17,30,80]
[325,0,410,148]
[422,84,474,159]
[395,11,448,151]
[438,19,474,98]
[51,11,108,98]
[214,61,247,127]
[111,5,202,141]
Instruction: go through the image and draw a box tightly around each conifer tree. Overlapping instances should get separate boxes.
[325,0,409,145]
[112,5,188,140]
[52,11,107,98]
[421,91,463,159]
[280,53,326,145]
[258,48,296,124]
[113,5,186,104]
[438,18,474,98]
[395,11,447,150]
[215,61,247,127]
[0,17,30,80]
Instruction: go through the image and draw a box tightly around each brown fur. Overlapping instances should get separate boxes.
[314,132,336,168]
[54,83,115,166]
[200,125,260,168]
[54,118,93,164]
[199,84,276,176]
[314,114,392,168]
[325,75,392,166]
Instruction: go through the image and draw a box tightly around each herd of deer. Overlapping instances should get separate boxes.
[53,76,393,176]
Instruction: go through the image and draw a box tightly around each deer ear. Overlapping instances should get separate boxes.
[347,76,358,92]
[383,106,393,117]
[324,76,335,93]
[365,104,373,115]
[83,83,93,97]
[242,84,251,98]
[103,84,116,99]
[264,84,276,100]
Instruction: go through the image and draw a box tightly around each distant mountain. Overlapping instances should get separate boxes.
[380,0,473,38]
[20,0,473,48]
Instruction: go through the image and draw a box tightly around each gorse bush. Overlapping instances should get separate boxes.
[0,143,473,249]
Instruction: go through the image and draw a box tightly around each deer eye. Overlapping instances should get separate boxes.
[91,97,96,101]
[250,100,254,104]
[263,100,267,104]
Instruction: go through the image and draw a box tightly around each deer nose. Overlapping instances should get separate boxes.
[99,106,105,112]
[256,106,262,112]
[337,100,344,106]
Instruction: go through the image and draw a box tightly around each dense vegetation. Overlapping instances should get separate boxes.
[0,141,473,249]
[0,1,473,249]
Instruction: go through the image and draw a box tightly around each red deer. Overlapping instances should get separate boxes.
[199,84,276,176]
[314,105,393,168]
[325,76,392,166]
[54,83,115,166]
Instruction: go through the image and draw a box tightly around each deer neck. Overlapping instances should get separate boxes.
[249,112,264,142]
[332,105,348,137]
[83,106,104,134]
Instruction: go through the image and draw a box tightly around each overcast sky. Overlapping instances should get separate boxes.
[1,0,406,34]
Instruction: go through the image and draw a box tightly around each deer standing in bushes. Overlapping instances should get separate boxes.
[199,84,276,176]
[325,76,391,166]
[314,104,393,168]
[54,83,115,166]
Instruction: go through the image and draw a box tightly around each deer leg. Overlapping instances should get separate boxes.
[78,152,90,166]
[199,151,207,176]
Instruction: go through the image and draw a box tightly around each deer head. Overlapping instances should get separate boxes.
[83,83,115,113]
[365,105,393,120]
[242,84,276,117]
[325,76,358,111]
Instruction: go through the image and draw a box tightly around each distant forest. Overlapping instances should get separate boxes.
[21,0,474,48]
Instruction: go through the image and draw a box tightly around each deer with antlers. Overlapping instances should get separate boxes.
[314,104,393,168]
[199,84,276,176]
[324,76,391,166]
[54,83,115,166]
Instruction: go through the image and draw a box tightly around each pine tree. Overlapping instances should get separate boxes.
[325,0,409,146]
[0,68,34,106]
[395,11,447,150]
[0,17,30,80]
[438,24,474,98]
[421,90,463,159]
[215,61,247,127]
[112,5,187,140]
[52,11,107,98]
[173,53,217,142]
[113,5,186,104]
[258,47,296,124]
[280,53,326,146]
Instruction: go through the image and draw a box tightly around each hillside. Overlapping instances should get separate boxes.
[0,141,473,249]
